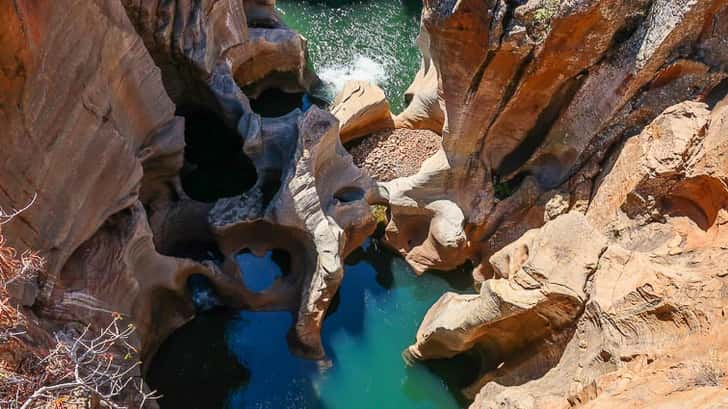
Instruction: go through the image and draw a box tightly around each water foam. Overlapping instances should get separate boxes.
[318,55,389,95]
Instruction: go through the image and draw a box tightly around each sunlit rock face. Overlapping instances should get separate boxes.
[407,96,728,408]
[0,0,208,355]
[331,80,396,143]
[393,0,728,406]
[384,0,728,276]
[0,5,244,407]
[3,0,728,407]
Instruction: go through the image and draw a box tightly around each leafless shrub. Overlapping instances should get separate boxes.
[15,315,159,409]
[0,193,36,226]
[0,195,159,408]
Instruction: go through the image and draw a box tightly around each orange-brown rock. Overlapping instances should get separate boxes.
[407,95,728,408]
[0,2,245,403]
[331,80,395,143]
[384,0,728,276]
[0,1,369,403]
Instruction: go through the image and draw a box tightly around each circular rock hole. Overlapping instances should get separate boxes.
[236,249,291,293]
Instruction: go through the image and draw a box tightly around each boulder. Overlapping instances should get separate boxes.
[406,212,607,361]
[331,80,395,143]
[236,27,319,98]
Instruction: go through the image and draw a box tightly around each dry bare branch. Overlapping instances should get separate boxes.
[0,194,159,408]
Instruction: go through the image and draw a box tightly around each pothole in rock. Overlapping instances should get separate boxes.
[250,88,306,117]
[236,249,291,293]
[178,105,258,202]
[145,307,250,409]
[146,240,475,409]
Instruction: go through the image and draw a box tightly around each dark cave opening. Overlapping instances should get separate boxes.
[248,88,328,118]
[178,106,258,203]
[250,88,306,117]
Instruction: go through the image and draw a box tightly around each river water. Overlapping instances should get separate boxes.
[147,241,476,409]
[276,0,423,112]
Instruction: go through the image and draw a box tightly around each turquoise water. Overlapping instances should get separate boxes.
[147,241,476,408]
[236,250,286,293]
[276,0,423,112]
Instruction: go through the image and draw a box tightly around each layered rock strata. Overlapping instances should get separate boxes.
[407,97,728,408]
[384,0,728,277]
[0,2,371,405]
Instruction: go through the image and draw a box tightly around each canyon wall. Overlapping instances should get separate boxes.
[408,96,728,408]
[2,0,728,407]
[1,1,372,404]
[393,0,728,407]
[386,0,728,275]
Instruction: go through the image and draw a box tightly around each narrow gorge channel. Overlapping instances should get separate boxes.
[5,1,726,408]
[146,1,475,408]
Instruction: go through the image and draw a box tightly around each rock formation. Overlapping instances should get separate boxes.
[406,96,728,407]
[0,0,372,404]
[331,80,396,143]
[209,107,377,357]
[383,0,728,277]
[386,1,728,407]
[394,26,445,133]
[3,0,728,407]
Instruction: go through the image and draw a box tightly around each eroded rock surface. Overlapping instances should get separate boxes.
[3,0,728,408]
[0,1,363,405]
[0,3,254,406]
[407,96,728,408]
[406,212,607,361]
[384,0,728,276]
[209,107,376,357]
[331,81,396,143]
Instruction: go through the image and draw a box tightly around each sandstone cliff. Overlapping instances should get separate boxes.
[407,97,728,408]
[393,1,728,406]
[384,0,728,276]
[1,0,371,405]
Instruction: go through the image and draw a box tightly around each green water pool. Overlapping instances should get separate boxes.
[276,0,423,113]
[147,241,477,409]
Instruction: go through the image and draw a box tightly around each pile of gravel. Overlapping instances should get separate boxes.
[347,128,442,182]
